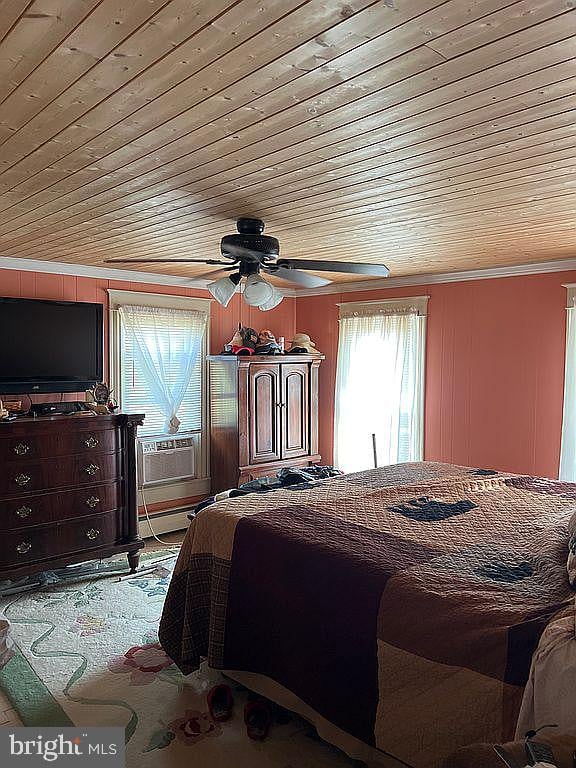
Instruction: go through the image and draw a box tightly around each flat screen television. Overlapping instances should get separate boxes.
[0,297,103,394]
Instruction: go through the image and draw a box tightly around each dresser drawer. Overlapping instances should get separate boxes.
[0,483,121,531]
[0,453,120,496]
[0,512,119,568]
[0,427,118,461]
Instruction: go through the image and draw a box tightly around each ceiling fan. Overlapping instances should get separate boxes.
[105,218,390,310]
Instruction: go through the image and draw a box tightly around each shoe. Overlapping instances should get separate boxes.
[244,699,272,741]
[207,684,234,722]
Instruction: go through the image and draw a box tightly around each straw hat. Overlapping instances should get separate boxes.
[288,333,321,355]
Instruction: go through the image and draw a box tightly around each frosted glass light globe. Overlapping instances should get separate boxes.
[243,274,274,307]
[258,287,283,310]
[207,274,240,307]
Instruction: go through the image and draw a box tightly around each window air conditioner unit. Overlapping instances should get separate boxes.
[137,435,198,488]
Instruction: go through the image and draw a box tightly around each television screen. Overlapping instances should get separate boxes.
[0,297,103,393]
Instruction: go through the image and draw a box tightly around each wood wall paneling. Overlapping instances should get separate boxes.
[0,0,573,280]
[296,271,572,478]
[0,260,572,480]
[0,265,297,397]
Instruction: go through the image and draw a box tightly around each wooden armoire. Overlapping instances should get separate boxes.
[208,354,323,492]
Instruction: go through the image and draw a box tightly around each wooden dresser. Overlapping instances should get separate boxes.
[0,413,144,581]
[209,354,323,492]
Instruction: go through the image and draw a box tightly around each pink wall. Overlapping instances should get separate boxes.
[296,271,575,479]
[0,267,296,402]
[2,265,573,480]
[0,267,297,513]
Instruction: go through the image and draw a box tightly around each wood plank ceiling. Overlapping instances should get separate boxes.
[0,0,574,283]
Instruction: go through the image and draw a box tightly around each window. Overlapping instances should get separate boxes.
[109,290,210,443]
[334,296,428,473]
[560,286,576,480]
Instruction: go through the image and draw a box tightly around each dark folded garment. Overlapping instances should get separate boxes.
[277,465,341,484]
[189,465,341,519]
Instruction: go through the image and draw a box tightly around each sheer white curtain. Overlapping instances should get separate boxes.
[560,288,576,479]
[334,300,427,473]
[118,305,207,435]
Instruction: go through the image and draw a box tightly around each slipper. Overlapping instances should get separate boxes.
[244,699,272,741]
[207,684,234,722]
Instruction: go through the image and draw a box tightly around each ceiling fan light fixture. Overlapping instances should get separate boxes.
[257,286,283,311]
[207,272,241,307]
[243,273,274,307]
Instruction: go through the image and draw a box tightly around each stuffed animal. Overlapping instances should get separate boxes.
[255,329,282,355]
[225,324,258,355]
[288,333,322,355]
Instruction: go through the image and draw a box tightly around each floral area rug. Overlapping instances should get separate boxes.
[0,550,357,768]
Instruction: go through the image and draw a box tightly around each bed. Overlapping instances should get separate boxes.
[159,462,575,767]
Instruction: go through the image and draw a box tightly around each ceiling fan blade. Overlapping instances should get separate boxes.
[195,268,238,280]
[263,265,331,288]
[104,258,235,265]
[276,259,390,277]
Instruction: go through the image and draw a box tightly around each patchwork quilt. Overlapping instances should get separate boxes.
[159,462,574,767]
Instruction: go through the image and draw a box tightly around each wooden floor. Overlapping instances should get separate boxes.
[0,691,20,728]
[143,530,186,551]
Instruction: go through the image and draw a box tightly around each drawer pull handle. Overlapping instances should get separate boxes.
[84,436,99,448]
[15,505,32,519]
[16,541,31,554]
[15,473,31,487]
[13,443,30,456]
[86,496,100,509]
[85,464,100,476]
[86,528,100,540]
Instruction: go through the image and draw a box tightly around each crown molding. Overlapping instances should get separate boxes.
[2,254,576,299]
[0,255,300,297]
[294,256,576,296]
[0,255,215,289]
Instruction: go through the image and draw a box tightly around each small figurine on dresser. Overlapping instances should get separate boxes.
[85,382,118,414]
[223,324,258,355]
[288,333,322,355]
[255,329,282,355]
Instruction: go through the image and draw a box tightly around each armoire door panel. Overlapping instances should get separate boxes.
[249,364,281,464]
[281,364,310,459]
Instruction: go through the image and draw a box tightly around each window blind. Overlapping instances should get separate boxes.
[118,305,207,438]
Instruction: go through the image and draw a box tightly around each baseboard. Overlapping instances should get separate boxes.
[138,507,191,539]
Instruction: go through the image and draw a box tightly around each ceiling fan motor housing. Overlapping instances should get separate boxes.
[220,233,280,260]
[219,216,280,259]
